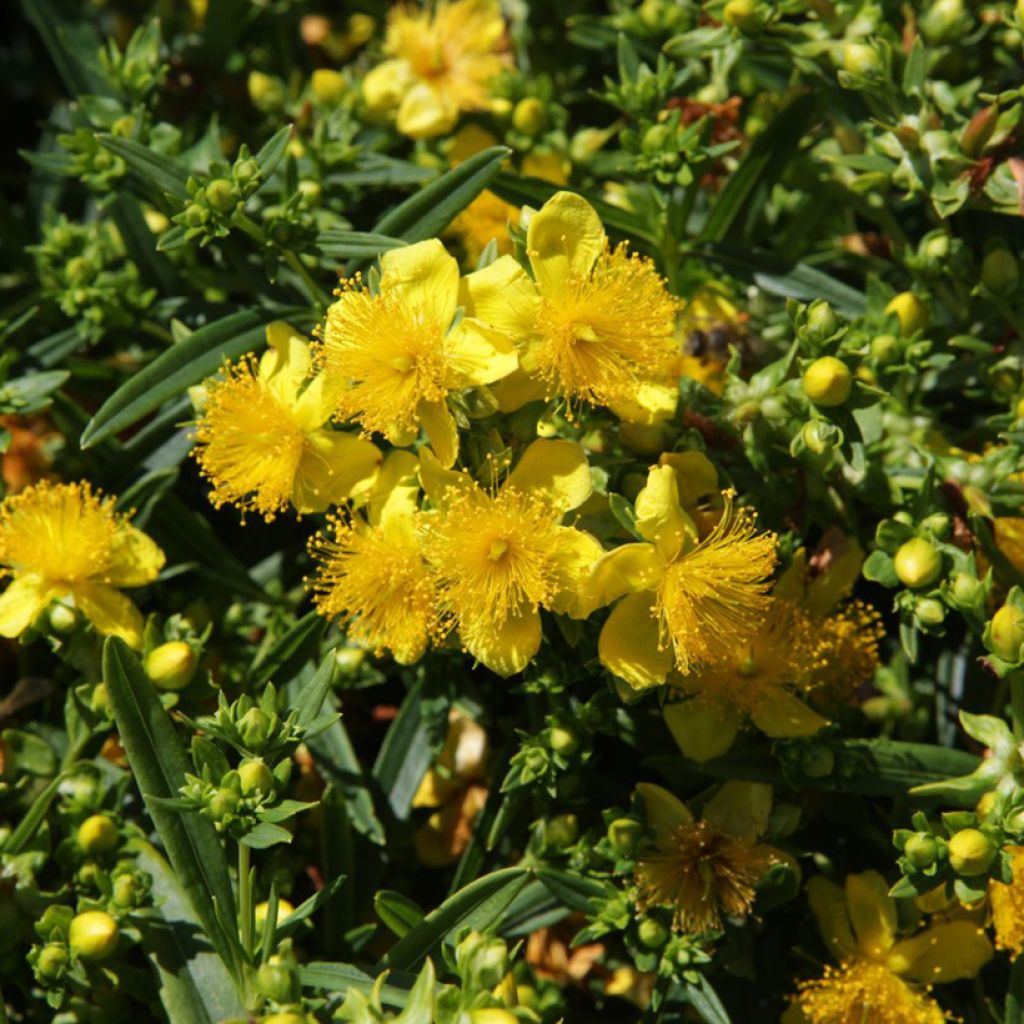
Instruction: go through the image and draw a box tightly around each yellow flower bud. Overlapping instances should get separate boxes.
[904,833,938,869]
[990,603,1024,662]
[470,1011,518,1024]
[311,69,346,105]
[802,356,852,407]
[723,0,763,33]
[489,97,513,118]
[512,96,546,135]
[255,898,295,930]
[247,71,284,111]
[238,758,275,797]
[947,828,997,876]
[894,537,942,589]
[143,208,170,234]
[842,42,881,75]
[69,911,119,961]
[145,641,198,691]
[261,1015,308,1024]
[885,292,929,335]
[77,813,119,854]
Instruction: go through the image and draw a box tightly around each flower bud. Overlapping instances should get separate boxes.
[803,357,852,407]
[800,420,839,456]
[894,538,942,589]
[256,959,300,1004]
[919,0,966,43]
[885,292,928,336]
[607,817,642,857]
[804,301,839,341]
[208,786,241,821]
[469,1011,518,1024]
[77,814,119,854]
[637,916,669,949]
[981,247,1019,298]
[238,707,273,749]
[723,0,764,33]
[800,744,834,778]
[49,603,78,632]
[947,828,997,876]
[948,572,983,609]
[261,1015,308,1024]
[870,334,900,365]
[36,942,69,981]
[512,97,545,135]
[69,911,119,961]
[642,123,672,155]
[920,513,950,539]
[238,758,275,797]
[542,814,579,849]
[111,873,144,909]
[205,179,236,214]
[547,725,578,756]
[248,71,285,111]
[145,641,198,691]
[841,43,881,76]
[456,930,509,991]
[904,833,939,869]
[914,597,946,627]
[255,898,294,930]
[990,604,1024,662]
[311,68,346,105]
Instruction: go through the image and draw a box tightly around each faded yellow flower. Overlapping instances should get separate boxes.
[990,845,1024,956]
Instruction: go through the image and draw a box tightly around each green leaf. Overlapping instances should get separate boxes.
[81,306,310,448]
[314,230,407,260]
[372,678,433,821]
[248,611,326,689]
[254,125,293,182]
[372,146,511,245]
[490,171,658,248]
[394,960,436,1024]
[687,976,731,1024]
[862,549,899,587]
[130,839,246,1023]
[98,136,191,202]
[102,638,241,981]
[241,822,293,849]
[273,873,347,945]
[1007,954,1024,1024]
[378,868,530,972]
[300,962,420,1008]
[375,890,425,938]
[20,0,109,98]
[535,869,611,914]
[292,653,337,731]
[0,769,73,855]
[701,93,817,244]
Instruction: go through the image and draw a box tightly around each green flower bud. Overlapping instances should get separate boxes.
[77,814,119,855]
[547,725,579,756]
[69,911,119,961]
[982,248,1019,298]
[111,873,144,909]
[904,833,939,869]
[456,930,509,991]
[990,604,1024,662]
[800,420,839,456]
[49,603,78,633]
[256,959,300,1004]
[205,179,236,214]
[238,707,273,749]
[642,123,672,155]
[512,97,545,135]
[238,758,275,797]
[949,572,983,609]
[921,513,950,539]
[145,641,198,691]
[804,301,839,341]
[542,814,579,849]
[607,817,642,857]
[841,42,881,76]
[870,334,900,365]
[36,942,69,982]
[723,0,764,32]
[247,71,285,111]
[803,357,852,407]
[885,292,929,336]
[209,787,241,820]
[947,828,997,876]
[894,538,942,589]
[800,744,834,778]
[914,597,946,627]
[637,916,669,949]
[919,0,966,43]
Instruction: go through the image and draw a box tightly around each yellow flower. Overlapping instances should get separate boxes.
[307,451,437,664]
[418,439,602,676]
[362,0,509,139]
[450,191,519,265]
[320,240,518,468]
[460,191,680,417]
[790,871,992,1024]
[591,454,777,690]
[663,598,831,762]
[990,845,1024,955]
[634,781,786,934]
[193,321,381,520]
[0,480,165,648]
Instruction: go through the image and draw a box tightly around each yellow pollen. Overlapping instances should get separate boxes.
[192,356,306,521]
[531,242,679,412]
[487,538,509,562]
[991,846,1024,956]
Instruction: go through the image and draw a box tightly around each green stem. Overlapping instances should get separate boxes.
[238,841,253,958]
[234,212,329,310]
[1010,670,1024,738]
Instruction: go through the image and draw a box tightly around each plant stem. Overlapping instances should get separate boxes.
[238,840,252,957]
[234,211,328,310]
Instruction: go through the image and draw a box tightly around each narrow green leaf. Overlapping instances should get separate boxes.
[241,822,293,849]
[130,839,246,1023]
[248,612,326,689]
[292,653,337,731]
[254,125,293,182]
[300,962,420,1008]
[20,0,109,97]
[535,869,611,914]
[372,678,432,821]
[314,230,407,260]
[98,136,191,201]
[379,867,530,972]
[687,976,731,1024]
[372,146,511,244]
[394,960,436,1024]
[81,306,309,448]
[102,638,241,980]
[274,874,346,945]
[375,890,425,938]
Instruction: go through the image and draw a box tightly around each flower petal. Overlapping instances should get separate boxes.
[608,381,678,426]
[362,59,414,113]
[461,605,541,677]
[807,876,858,962]
[750,691,829,739]
[548,527,605,619]
[0,575,53,637]
[292,431,382,513]
[888,921,992,984]
[636,782,693,841]
[598,591,672,690]
[703,781,773,841]
[417,399,460,470]
[72,582,146,649]
[459,255,541,339]
[106,524,166,587]
[417,447,475,507]
[445,317,518,387]
[504,439,592,512]
[380,238,460,328]
[588,542,663,608]
[396,80,458,138]
[846,870,897,961]
[634,464,697,561]
[490,368,548,413]
[261,320,312,405]
[663,698,740,763]
[657,451,721,510]
[526,190,605,293]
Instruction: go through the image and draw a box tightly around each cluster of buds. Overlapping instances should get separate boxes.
[173,147,263,247]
